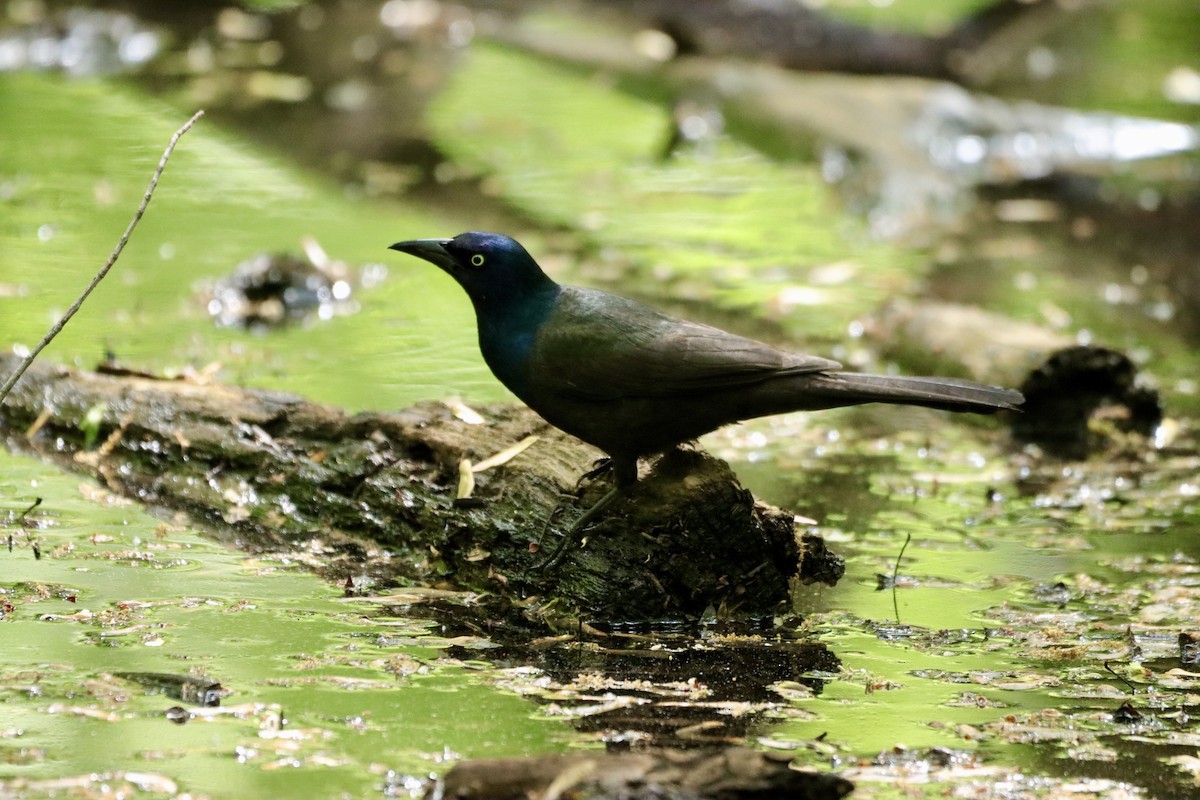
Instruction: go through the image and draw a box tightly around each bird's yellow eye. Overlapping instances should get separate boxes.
[470,254,485,267]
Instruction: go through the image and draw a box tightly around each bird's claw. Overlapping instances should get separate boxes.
[534,486,621,571]
[575,458,613,489]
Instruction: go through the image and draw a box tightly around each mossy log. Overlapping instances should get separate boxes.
[0,355,841,627]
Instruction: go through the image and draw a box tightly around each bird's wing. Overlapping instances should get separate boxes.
[531,288,840,400]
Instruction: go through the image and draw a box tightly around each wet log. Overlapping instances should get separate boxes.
[861,305,1166,459]
[433,748,854,800]
[587,0,1090,84]
[0,355,842,628]
[863,298,1068,387]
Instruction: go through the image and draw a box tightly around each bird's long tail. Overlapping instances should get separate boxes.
[816,372,1023,414]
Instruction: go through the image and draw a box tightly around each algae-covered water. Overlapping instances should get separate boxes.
[2,1,1199,798]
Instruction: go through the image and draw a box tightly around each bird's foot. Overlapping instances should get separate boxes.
[535,486,621,571]
[575,458,613,489]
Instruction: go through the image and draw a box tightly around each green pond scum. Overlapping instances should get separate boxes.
[3,1,1200,798]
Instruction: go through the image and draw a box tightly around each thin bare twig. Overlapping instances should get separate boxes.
[0,110,205,405]
[892,531,911,624]
[1104,660,1138,696]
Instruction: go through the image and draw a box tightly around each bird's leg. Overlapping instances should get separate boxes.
[535,456,637,571]
[534,486,621,570]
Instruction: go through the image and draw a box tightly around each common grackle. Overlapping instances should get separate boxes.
[390,232,1022,560]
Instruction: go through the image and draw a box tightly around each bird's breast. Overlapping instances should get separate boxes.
[472,286,561,402]
[478,321,535,397]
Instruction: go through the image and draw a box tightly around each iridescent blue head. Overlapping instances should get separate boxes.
[388,231,558,314]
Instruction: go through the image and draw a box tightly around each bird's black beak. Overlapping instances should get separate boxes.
[388,238,456,272]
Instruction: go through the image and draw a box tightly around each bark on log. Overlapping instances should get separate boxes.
[0,355,842,628]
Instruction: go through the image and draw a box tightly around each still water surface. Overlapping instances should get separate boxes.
[2,2,1199,797]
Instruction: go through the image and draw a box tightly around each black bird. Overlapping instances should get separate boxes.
[390,233,1022,558]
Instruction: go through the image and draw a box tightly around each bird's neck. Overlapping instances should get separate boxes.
[474,282,560,396]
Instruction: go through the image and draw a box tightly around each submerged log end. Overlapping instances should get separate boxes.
[462,445,844,625]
